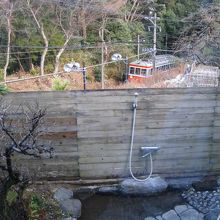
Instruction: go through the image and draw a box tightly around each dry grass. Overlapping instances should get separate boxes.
[5,64,184,92]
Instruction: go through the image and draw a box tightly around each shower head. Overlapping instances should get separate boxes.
[133,93,139,109]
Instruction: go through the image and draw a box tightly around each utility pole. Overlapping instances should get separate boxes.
[101,28,104,89]
[144,11,159,71]
[137,35,140,60]
[82,62,86,91]
[125,56,128,81]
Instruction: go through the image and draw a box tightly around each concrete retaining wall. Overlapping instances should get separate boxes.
[1,87,219,181]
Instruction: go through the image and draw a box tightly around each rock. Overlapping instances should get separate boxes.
[179,208,202,220]
[60,199,82,218]
[217,178,220,186]
[155,216,163,220]
[167,177,201,189]
[120,177,168,195]
[97,186,119,194]
[73,186,97,194]
[63,218,77,220]
[162,210,180,220]
[144,217,157,220]
[198,213,205,219]
[204,208,220,220]
[174,205,188,214]
[53,187,73,202]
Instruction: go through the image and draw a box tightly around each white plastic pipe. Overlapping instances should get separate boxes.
[129,93,153,182]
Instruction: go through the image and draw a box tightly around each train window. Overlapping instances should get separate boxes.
[141,69,147,76]
[135,68,140,75]
[129,67,135,75]
[146,69,149,76]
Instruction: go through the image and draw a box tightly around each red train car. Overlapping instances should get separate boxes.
[128,55,176,81]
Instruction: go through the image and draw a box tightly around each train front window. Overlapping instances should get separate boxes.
[141,69,147,76]
[135,68,140,75]
[129,67,135,75]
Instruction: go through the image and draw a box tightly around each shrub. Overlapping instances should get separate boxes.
[52,77,69,90]
[45,64,54,74]
[0,84,9,95]
[0,69,3,81]
[105,63,124,81]
[24,191,63,220]
[28,194,44,220]
[30,66,40,76]
[93,66,101,82]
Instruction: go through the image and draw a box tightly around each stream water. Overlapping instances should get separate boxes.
[79,190,185,220]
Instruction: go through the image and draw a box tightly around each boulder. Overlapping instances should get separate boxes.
[53,187,73,202]
[162,210,180,220]
[60,199,82,218]
[97,186,119,194]
[204,208,220,220]
[179,208,203,220]
[144,217,157,220]
[167,177,201,190]
[174,205,188,214]
[63,218,77,220]
[120,177,168,195]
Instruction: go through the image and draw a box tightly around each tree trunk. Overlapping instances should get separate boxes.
[53,36,71,75]
[3,14,12,83]
[82,21,87,40]
[124,0,139,23]
[15,55,25,78]
[40,25,48,76]
[0,174,25,220]
[0,150,19,219]
[28,4,48,76]
[81,0,87,40]
[28,50,34,71]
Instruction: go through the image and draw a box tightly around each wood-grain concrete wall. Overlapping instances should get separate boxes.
[1,87,219,181]
[210,87,220,175]
[1,92,79,180]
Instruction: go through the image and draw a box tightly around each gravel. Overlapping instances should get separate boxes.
[182,187,220,214]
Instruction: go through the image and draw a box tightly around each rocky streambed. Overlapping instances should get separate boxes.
[52,177,220,220]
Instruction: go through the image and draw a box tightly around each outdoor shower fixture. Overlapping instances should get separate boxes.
[140,146,160,158]
[129,92,160,182]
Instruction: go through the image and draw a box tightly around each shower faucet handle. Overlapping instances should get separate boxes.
[140,146,160,157]
[133,93,139,109]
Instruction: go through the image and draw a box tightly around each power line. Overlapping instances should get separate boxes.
[0,51,154,85]
[0,48,176,64]
[0,41,165,56]
[0,37,182,51]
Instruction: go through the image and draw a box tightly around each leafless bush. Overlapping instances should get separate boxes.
[0,102,53,219]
